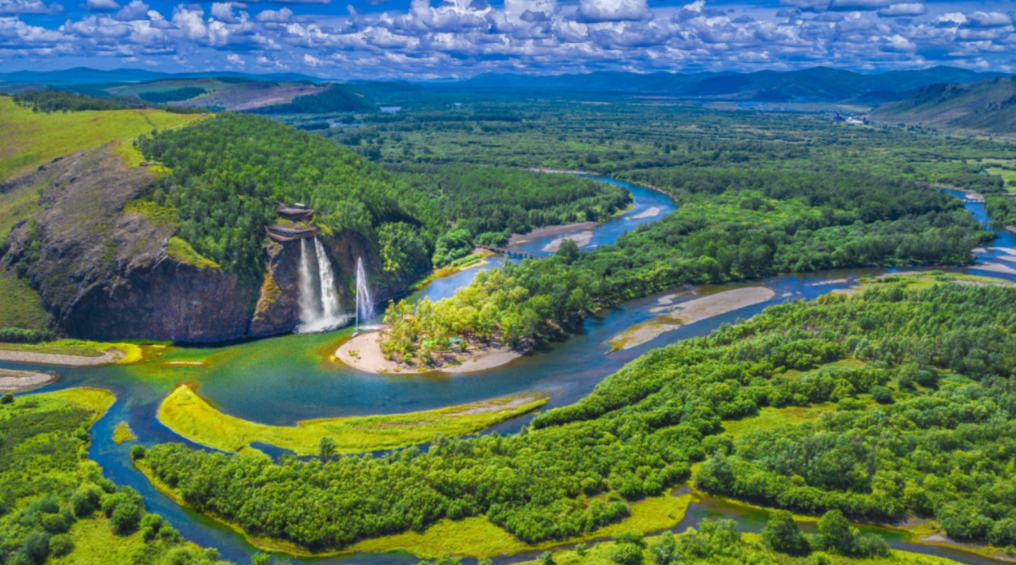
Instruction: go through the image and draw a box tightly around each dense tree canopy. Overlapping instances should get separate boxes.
[144,276,1016,552]
[137,113,433,280]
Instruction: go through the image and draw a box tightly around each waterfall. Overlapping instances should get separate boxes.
[297,237,348,333]
[314,238,342,321]
[297,239,320,327]
[355,257,375,327]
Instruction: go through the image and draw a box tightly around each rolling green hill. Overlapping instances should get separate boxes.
[868,76,1016,135]
[92,78,374,114]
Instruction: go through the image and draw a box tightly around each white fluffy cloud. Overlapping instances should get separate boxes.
[966,11,1012,28]
[84,0,118,11]
[577,0,651,23]
[255,7,290,23]
[1,0,1014,77]
[114,0,145,20]
[878,3,925,18]
[0,0,61,15]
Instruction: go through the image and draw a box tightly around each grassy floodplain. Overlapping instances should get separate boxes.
[158,384,549,455]
[0,339,146,364]
[513,532,966,565]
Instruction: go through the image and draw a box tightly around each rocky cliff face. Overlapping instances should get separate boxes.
[249,231,391,337]
[2,144,400,343]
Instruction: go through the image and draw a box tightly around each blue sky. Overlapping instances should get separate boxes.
[0,0,1012,77]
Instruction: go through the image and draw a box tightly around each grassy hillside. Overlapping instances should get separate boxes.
[95,78,374,114]
[0,97,195,331]
[869,76,1016,135]
[0,96,193,183]
[103,77,329,112]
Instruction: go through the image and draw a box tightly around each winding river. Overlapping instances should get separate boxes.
[3,178,1014,565]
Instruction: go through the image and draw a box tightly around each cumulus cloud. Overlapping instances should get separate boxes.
[211,2,240,23]
[84,0,118,11]
[577,0,651,22]
[934,12,966,26]
[878,3,924,18]
[114,0,146,20]
[1,0,1015,80]
[966,11,1012,28]
[780,0,829,12]
[828,0,893,12]
[0,0,62,15]
[255,7,290,22]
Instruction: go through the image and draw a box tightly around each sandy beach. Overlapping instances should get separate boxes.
[0,348,122,367]
[543,230,593,252]
[0,368,58,392]
[508,221,599,246]
[337,331,523,375]
[610,287,776,351]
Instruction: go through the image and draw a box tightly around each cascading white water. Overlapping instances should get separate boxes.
[297,237,348,333]
[355,257,375,327]
[314,238,342,321]
[297,238,320,327]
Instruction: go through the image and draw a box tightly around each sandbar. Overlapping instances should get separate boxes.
[508,222,599,247]
[338,331,523,375]
[0,348,122,367]
[628,206,661,220]
[610,287,776,351]
[0,368,58,392]
[542,230,593,252]
[973,262,1016,275]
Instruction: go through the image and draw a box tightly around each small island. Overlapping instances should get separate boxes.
[337,330,523,374]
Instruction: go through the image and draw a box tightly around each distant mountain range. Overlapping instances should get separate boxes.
[0,67,321,85]
[2,66,1010,109]
[869,76,1016,135]
[445,66,1004,104]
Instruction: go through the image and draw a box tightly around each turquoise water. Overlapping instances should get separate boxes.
[3,180,1015,564]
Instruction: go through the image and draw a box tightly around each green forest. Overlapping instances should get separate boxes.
[0,389,230,565]
[318,90,1010,362]
[134,113,631,285]
[141,275,1016,554]
[379,161,987,360]
[391,163,631,253]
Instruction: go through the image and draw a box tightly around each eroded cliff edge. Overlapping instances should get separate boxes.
[1,145,398,342]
